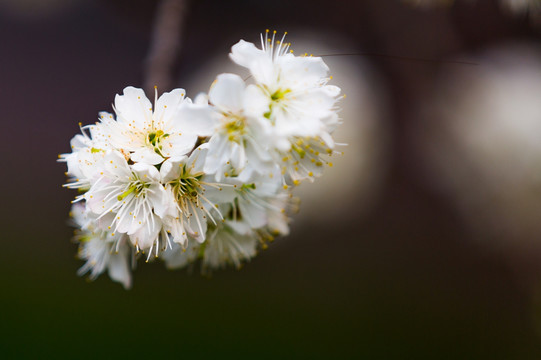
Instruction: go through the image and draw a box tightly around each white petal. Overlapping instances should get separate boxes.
[132,161,161,181]
[163,213,188,244]
[159,156,186,182]
[147,183,168,218]
[107,243,132,289]
[227,220,252,235]
[114,87,153,128]
[323,84,341,97]
[249,56,276,85]
[203,135,230,176]
[186,144,209,174]
[173,103,216,137]
[244,85,271,118]
[116,198,143,234]
[154,88,186,127]
[103,150,132,178]
[131,147,164,166]
[238,199,267,228]
[129,214,161,249]
[161,242,198,269]
[209,73,246,112]
[185,205,207,242]
[160,133,198,158]
[278,55,329,86]
[229,40,266,68]
[230,142,246,169]
[193,92,209,105]
[204,181,238,204]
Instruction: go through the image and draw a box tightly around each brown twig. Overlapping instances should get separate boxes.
[144,0,187,94]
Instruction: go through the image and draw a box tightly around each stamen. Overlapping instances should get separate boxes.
[117,185,137,201]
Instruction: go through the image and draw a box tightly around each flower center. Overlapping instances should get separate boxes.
[168,164,222,237]
[241,183,256,191]
[170,165,204,204]
[222,114,246,143]
[146,129,169,154]
[270,88,291,102]
[264,88,292,120]
[117,178,149,201]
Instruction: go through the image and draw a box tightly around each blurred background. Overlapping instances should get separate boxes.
[3,0,541,358]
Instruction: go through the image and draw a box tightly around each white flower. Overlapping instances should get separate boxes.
[160,240,199,270]
[77,233,132,289]
[98,86,215,165]
[278,136,340,184]
[71,203,132,289]
[207,166,285,230]
[59,123,112,191]
[201,221,258,271]
[162,221,259,272]
[84,150,168,253]
[160,221,260,274]
[229,31,342,183]
[263,192,292,237]
[230,31,340,139]
[204,73,274,180]
[160,144,225,245]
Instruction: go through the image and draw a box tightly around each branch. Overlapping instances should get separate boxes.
[144,0,187,94]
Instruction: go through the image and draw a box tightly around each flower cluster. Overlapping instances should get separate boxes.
[60,31,342,288]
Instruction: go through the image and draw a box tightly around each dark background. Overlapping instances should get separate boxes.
[2,0,541,358]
